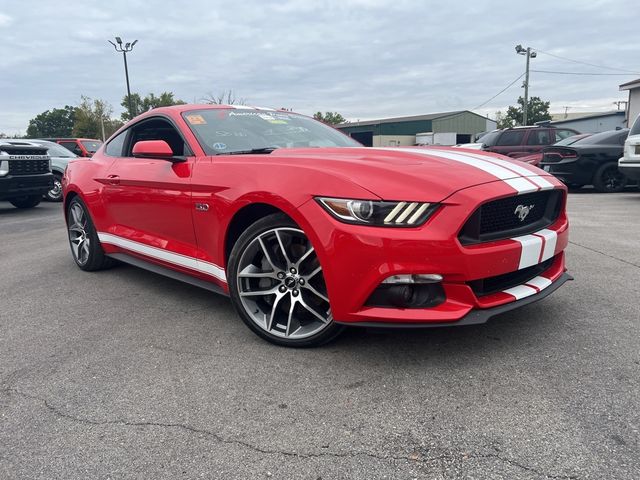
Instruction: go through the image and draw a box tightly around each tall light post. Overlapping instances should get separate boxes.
[515,44,537,125]
[108,37,138,119]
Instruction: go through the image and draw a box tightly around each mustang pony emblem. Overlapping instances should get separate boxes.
[514,204,535,222]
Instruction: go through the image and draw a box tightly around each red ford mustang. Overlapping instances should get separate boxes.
[62,105,571,347]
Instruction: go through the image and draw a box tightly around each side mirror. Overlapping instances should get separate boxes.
[132,140,176,159]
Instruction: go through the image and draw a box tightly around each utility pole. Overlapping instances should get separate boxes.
[515,45,537,125]
[108,37,138,120]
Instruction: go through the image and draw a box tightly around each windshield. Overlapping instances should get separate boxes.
[630,115,640,136]
[182,109,360,155]
[572,129,628,145]
[81,140,102,152]
[476,130,500,146]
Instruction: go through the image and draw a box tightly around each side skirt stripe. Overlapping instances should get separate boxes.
[97,232,226,282]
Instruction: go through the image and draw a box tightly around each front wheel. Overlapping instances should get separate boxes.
[227,213,344,347]
[66,197,114,271]
[593,162,627,193]
[45,173,63,202]
[10,195,41,209]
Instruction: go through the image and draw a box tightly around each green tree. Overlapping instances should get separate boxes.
[73,96,122,140]
[26,106,75,138]
[504,96,552,127]
[121,91,186,121]
[313,111,346,125]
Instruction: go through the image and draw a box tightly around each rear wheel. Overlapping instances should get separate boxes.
[9,195,41,209]
[66,197,114,271]
[45,173,63,202]
[593,162,627,193]
[228,213,344,347]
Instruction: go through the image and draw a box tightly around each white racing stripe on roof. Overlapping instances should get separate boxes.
[377,148,538,194]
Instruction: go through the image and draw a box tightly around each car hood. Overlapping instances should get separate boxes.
[454,143,484,150]
[271,147,550,201]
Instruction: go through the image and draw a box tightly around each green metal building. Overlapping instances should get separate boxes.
[336,110,496,147]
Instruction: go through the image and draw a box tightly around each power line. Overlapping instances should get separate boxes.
[472,72,525,110]
[531,47,640,74]
[531,69,635,76]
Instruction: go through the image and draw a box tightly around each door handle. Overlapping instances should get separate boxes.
[107,174,120,185]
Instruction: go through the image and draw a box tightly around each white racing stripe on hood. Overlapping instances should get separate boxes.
[375,148,540,194]
[429,149,555,190]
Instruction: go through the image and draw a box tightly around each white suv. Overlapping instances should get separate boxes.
[619,115,640,181]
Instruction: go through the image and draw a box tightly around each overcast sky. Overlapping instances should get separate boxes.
[1,0,638,134]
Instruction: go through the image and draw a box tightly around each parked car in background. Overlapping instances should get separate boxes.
[618,115,640,183]
[0,140,53,209]
[519,133,593,167]
[31,140,78,201]
[459,126,580,158]
[62,104,570,347]
[42,138,102,157]
[540,129,629,192]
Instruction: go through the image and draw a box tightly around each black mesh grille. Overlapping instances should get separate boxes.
[9,159,50,175]
[468,257,554,297]
[459,190,562,245]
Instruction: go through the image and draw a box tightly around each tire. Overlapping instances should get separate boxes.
[9,195,41,209]
[593,162,627,193]
[566,183,584,190]
[44,173,63,202]
[66,197,114,271]
[227,213,344,347]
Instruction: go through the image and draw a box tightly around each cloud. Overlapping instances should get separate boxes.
[0,0,638,134]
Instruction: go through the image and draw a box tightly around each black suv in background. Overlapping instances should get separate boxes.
[475,126,580,158]
[0,140,53,209]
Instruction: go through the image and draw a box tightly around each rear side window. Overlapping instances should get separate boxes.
[105,130,127,156]
[60,141,82,156]
[555,129,576,141]
[526,129,552,146]
[496,130,525,146]
[630,116,640,136]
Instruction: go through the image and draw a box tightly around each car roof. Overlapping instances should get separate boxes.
[144,104,283,115]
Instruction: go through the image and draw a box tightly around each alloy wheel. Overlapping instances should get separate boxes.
[602,166,625,191]
[48,177,63,201]
[236,227,332,339]
[68,202,91,265]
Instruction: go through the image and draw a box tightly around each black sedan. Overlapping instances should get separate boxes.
[539,129,629,192]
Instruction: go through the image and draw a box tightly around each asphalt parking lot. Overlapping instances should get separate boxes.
[1,191,639,480]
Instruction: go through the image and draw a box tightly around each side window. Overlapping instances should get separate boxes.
[126,118,188,157]
[496,130,525,146]
[105,130,128,156]
[60,141,81,155]
[555,129,575,141]
[526,129,552,146]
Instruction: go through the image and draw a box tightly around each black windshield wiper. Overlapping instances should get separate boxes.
[222,147,279,155]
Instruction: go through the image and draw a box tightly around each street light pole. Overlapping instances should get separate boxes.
[108,37,138,119]
[515,44,537,125]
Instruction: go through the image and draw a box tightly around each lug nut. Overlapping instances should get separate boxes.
[277,272,285,279]
[289,267,297,274]
[298,278,305,285]
[292,289,299,297]
[279,285,287,293]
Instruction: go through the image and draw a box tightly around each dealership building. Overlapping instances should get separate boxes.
[336,110,497,147]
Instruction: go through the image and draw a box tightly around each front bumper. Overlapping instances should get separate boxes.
[298,180,569,326]
[0,173,54,201]
[618,161,640,181]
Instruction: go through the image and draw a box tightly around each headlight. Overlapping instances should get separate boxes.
[316,197,439,227]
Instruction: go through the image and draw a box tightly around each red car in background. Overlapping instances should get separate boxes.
[63,105,571,347]
[473,126,580,158]
[519,133,593,167]
[42,138,103,157]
